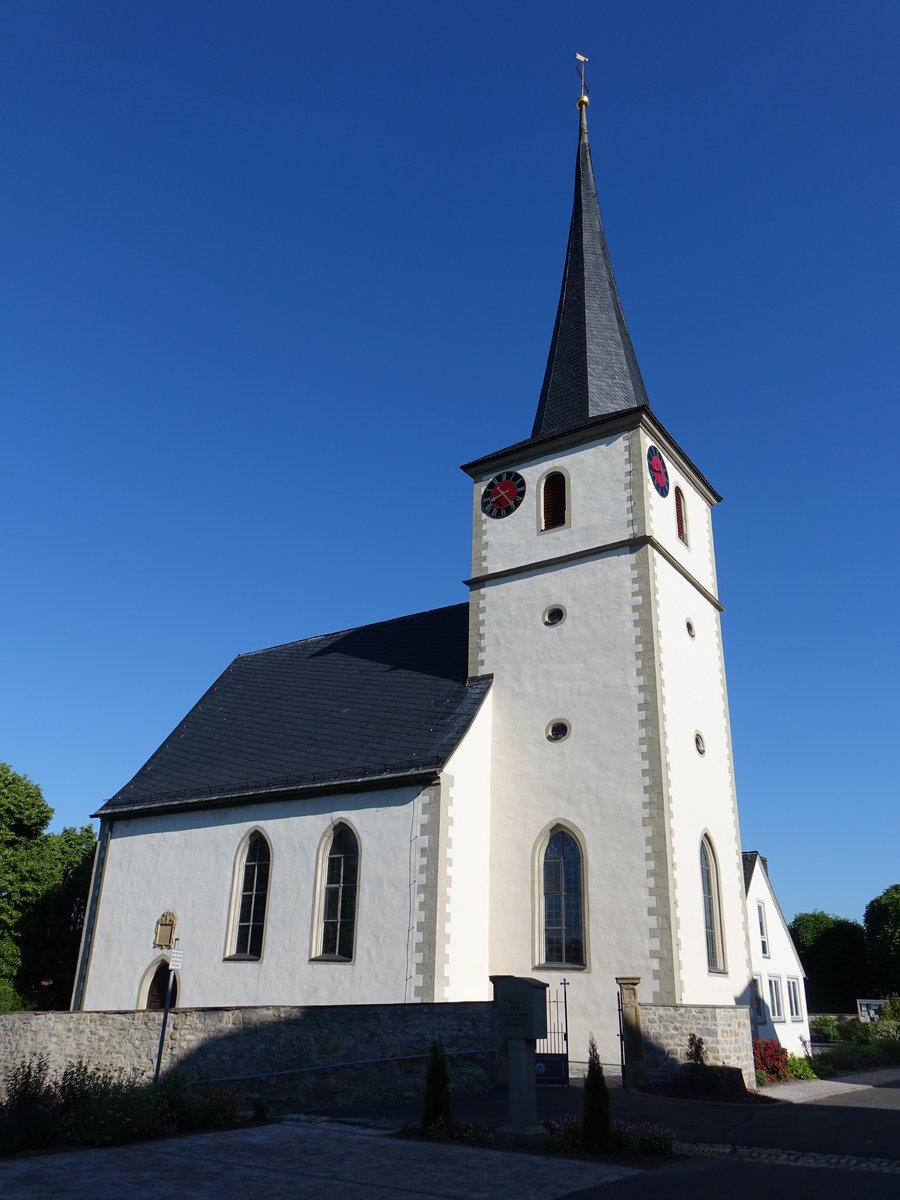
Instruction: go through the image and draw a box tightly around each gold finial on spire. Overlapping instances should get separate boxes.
[575,52,589,132]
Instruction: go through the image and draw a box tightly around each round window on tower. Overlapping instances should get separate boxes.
[686,619,696,639]
[695,732,706,756]
[546,720,571,743]
[542,605,567,627]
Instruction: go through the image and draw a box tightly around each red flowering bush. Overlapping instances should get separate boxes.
[753,1037,790,1082]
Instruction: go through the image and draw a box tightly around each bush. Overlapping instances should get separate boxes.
[582,1034,611,1153]
[837,1017,871,1044]
[686,1033,706,1065]
[753,1038,790,1083]
[421,1039,452,1130]
[809,1015,838,1043]
[755,1068,769,1087]
[787,1054,816,1080]
[871,1017,900,1042]
[544,1114,582,1152]
[880,995,900,1022]
[611,1120,676,1157]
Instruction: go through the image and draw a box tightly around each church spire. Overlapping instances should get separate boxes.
[531,81,650,439]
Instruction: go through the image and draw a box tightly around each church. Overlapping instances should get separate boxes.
[72,86,781,1069]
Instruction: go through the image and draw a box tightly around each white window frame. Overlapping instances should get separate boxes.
[757,901,770,957]
[787,977,803,1021]
[532,821,589,970]
[700,835,726,973]
[752,973,764,1019]
[768,976,784,1022]
[310,820,361,963]
[224,828,272,962]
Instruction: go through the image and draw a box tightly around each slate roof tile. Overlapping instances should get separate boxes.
[97,604,490,817]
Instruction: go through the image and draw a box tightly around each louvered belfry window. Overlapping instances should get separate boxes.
[675,487,687,544]
[322,823,359,959]
[542,472,567,530]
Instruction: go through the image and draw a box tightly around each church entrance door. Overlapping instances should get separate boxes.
[145,962,177,1010]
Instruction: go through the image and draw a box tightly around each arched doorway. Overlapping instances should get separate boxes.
[145,961,177,1010]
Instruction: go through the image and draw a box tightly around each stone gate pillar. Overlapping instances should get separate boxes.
[616,976,644,1088]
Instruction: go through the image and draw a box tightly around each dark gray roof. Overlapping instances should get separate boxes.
[96,605,490,818]
[531,102,650,439]
[742,850,769,894]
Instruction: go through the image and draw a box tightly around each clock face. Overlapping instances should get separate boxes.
[647,445,669,497]
[481,471,526,519]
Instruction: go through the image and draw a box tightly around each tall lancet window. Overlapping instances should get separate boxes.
[542,472,567,530]
[700,836,725,972]
[543,828,584,965]
[321,823,359,959]
[232,831,270,959]
[675,487,688,544]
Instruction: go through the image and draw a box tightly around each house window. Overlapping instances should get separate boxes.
[675,486,688,544]
[752,974,764,1019]
[700,836,725,972]
[787,977,803,1021]
[769,976,784,1021]
[231,831,270,959]
[757,902,770,957]
[542,828,584,966]
[542,472,567,530]
[320,823,359,960]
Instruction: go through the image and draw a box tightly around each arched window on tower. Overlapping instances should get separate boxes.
[542,471,567,530]
[675,487,688,545]
[319,823,359,960]
[700,835,725,972]
[228,830,271,959]
[542,828,584,965]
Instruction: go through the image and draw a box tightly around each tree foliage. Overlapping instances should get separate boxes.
[788,909,870,1012]
[0,763,96,1011]
[865,885,900,998]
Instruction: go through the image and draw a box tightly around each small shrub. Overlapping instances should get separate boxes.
[880,995,900,1022]
[582,1034,611,1153]
[809,1015,838,1043]
[686,1033,706,1065]
[837,1018,871,1044]
[611,1120,675,1157]
[753,1038,790,1082]
[870,1017,900,1042]
[787,1054,816,1080]
[544,1114,582,1152]
[421,1039,452,1130]
[755,1068,769,1087]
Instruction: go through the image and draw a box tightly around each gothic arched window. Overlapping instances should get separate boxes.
[542,472,567,530]
[700,835,725,972]
[230,830,270,959]
[320,823,359,960]
[542,828,584,965]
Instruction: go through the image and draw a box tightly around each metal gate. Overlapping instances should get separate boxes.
[535,978,569,1085]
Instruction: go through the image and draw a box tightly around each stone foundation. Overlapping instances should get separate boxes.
[0,1002,496,1110]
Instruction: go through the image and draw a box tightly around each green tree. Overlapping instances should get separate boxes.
[789,909,870,1012]
[421,1038,452,1129]
[0,763,96,1011]
[865,885,900,997]
[582,1034,611,1152]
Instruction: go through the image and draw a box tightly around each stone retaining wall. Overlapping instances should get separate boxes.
[640,1003,755,1087]
[0,1002,497,1110]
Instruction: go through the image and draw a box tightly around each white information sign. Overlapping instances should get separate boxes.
[169,949,184,970]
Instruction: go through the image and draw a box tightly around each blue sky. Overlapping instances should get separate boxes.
[1,2,897,924]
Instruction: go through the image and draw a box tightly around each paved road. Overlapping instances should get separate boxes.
[2,1068,899,1199]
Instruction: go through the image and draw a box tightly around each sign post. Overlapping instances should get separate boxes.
[153,940,182,1084]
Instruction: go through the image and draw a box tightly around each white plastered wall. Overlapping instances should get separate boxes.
[746,859,811,1056]
[642,427,752,1007]
[82,786,422,1011]
[440,691,493,1000]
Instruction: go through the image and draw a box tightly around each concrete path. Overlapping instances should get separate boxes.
[0,1119,637,1200]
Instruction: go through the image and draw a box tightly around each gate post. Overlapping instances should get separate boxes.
[616,976,644,1089]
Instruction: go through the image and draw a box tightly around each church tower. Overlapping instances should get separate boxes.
[462,89,753,1062]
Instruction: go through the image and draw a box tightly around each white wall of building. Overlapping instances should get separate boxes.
[441,693,493,1000]
[745,858,811,1056]
[82,786,422,1011]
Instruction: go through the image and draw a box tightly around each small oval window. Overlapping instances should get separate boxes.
[543,606,566,627]
[686,619,696,639]
[546,720,571,742]
[695,732,706,756]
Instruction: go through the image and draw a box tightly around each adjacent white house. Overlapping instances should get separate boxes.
[72,90,795,1072]
[744,851,810,1056]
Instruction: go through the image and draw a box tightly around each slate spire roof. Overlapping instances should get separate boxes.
[531,94,650,439]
